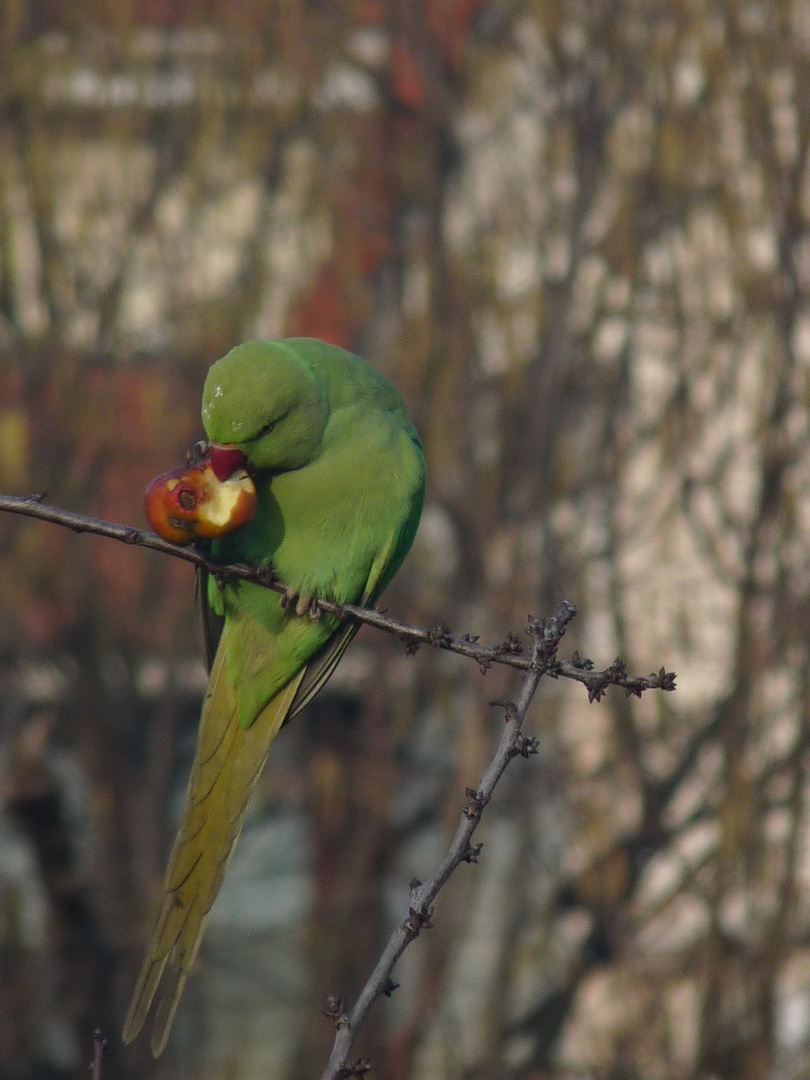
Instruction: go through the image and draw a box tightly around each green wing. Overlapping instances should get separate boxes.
[286,527,400,719]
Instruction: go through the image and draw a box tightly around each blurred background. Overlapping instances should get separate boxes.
[1,2,810,1078]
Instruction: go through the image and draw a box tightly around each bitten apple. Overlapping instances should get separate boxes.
[145,456,256,545]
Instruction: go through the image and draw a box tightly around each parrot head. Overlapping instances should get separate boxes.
[202,341,329,476]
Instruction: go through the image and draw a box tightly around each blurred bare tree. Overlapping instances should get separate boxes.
[2,2,810,1079]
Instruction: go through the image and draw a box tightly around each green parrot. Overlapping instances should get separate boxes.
[123,338,425,1055]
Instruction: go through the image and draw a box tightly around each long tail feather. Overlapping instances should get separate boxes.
[122,638,305,1055]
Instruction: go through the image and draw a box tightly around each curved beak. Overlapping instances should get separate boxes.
[209,444,247,481]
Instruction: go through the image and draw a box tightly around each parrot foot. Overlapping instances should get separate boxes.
[279,586,322,621]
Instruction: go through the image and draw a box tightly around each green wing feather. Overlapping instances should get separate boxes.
[286,528,397,720]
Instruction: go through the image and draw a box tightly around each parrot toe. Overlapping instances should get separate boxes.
[278,586,323,621]
[294,591,312,617]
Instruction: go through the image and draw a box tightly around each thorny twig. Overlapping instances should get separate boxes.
[0,496,676,1077]
[0,495,675,695]
[319,603,667,1080]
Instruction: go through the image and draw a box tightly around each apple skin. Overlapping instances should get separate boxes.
[145,457,256,545]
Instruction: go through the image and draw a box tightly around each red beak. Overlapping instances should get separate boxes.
[209,444,247,481]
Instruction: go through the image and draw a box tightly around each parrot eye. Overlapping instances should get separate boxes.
[256,419,275,438]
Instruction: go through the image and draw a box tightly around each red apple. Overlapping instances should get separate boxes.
[145,457,256,545]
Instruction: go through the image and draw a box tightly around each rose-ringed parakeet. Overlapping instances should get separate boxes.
[123,338,425,1055]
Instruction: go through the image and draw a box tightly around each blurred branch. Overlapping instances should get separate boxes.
[0,494,677,695]
[2,707,117,1062]
[91,1029,106,1080]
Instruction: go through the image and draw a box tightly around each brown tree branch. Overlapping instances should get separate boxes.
[0,494,676,695]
